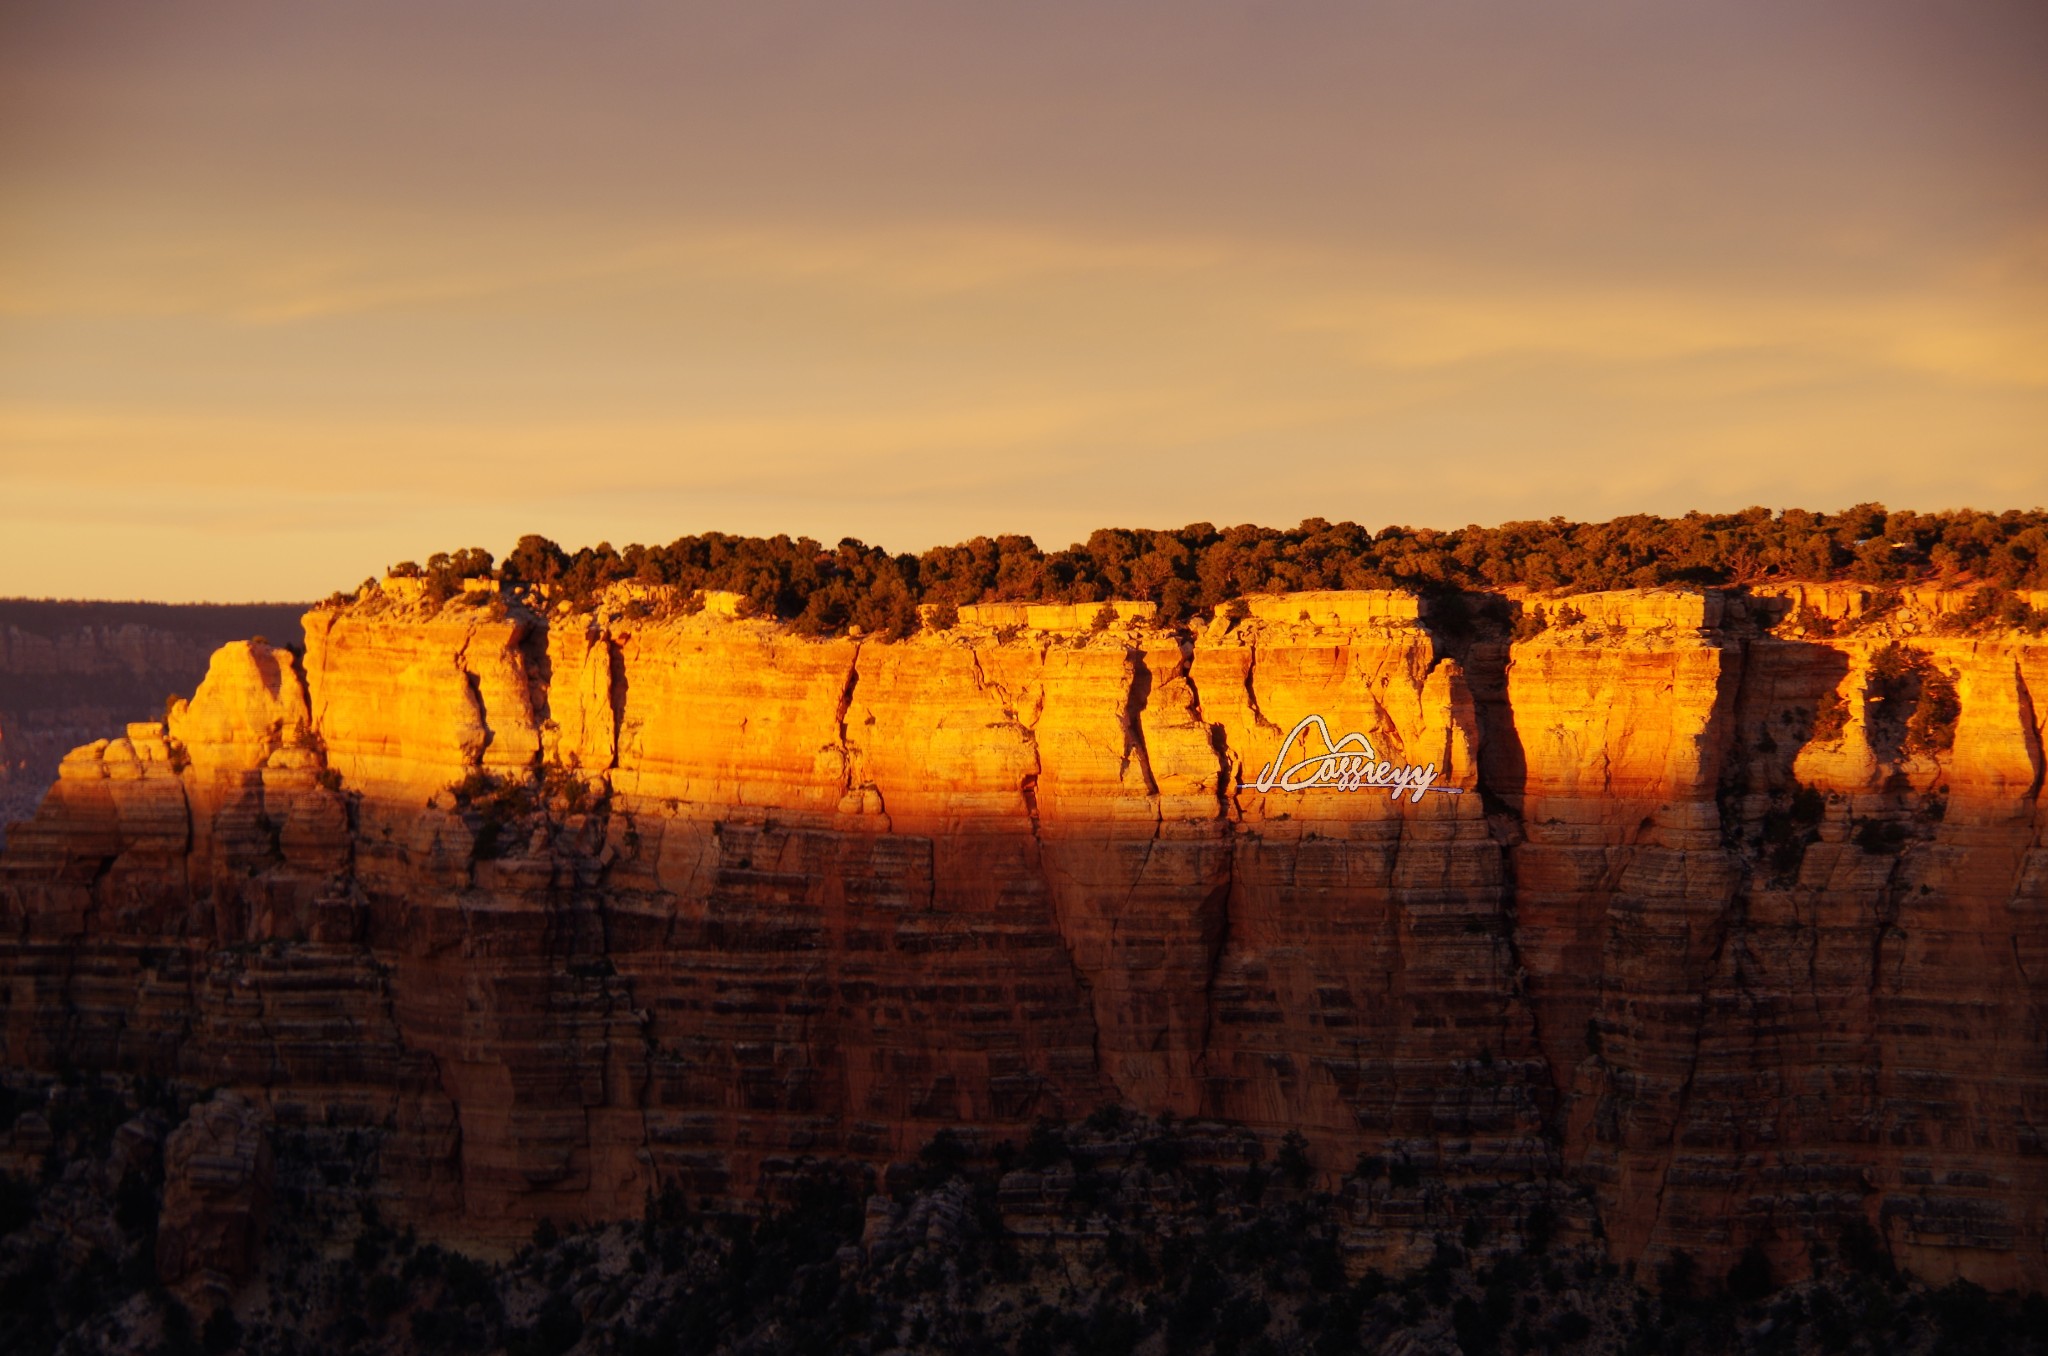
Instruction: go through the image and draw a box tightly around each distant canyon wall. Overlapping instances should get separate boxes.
[0,584,2043,1290]
[0,602,307,841]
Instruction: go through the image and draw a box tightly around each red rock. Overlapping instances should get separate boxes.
[156,1093,273,1309]
[0,585,2042,1289]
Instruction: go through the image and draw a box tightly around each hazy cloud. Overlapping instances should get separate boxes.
[2,0,2044,599]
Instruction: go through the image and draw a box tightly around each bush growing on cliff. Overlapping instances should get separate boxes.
[1725,1244,1774,1303]
[1810,689,1851,743]
[1864,643,1962,762]
[448,771,539,858]
[201,1306,242,1355]
[1933,585,2048,636]
[0,1171,32,1235]
[914,1129,969,1188]
[1906,665,1962,756]
[1851,818,1910,855]
[1277,1131,1313,1190]
[1025,1117,1069,1169]
[421,548,495,609]
[1837,1219,1896,1281]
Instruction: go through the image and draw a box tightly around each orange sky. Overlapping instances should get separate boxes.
[3,1,2045,601]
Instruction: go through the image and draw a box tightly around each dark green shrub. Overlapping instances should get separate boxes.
[1839,1219,1894,1280]
[1525,1203,1557,1256]
[1454,1294,1502,1356]
[1086,1103,1130,1135]
[508,1294,582,1356]
[1929,1279,1998,1350]
[1655,1249,1698,1299]
[1727,1243,1774,1302]
[1852,818,1909,855]
[1906,666,1961,755]
[1278,1131,1312,1190]
[449,771,540,859]
[1143,1134,1185,1172]
[917,1128,969,1186]
[1025,1118,1068,1169]
[0,1172,33,1236]
[1812,690,1850,742]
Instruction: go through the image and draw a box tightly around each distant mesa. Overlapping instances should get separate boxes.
[3,507,2047,1298]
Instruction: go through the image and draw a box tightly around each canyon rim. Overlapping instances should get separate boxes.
[3,567,2045,1333]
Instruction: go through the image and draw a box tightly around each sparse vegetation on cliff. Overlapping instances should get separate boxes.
[448,770,542,858]
[348,506,2048,635]
[1930,585,2048,636]
[1866,645,1964,762]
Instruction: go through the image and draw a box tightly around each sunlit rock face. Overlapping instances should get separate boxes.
[0,601,309,843]
[2,585,2043,1288]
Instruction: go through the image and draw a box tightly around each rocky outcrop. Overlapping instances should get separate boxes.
[156,1093,274,1309]
[0,601,306,842]
[1,584,2043,1292]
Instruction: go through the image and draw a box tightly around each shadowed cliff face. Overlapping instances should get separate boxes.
[1,585,2043,1290]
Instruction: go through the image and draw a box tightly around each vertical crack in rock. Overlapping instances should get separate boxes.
[1428,628,1545,1111]
[605,633,628,775]
[1240,642,1283,735]
[630,981,659,1191]
[1225,643,1276,827]
[423,1049,466,1214]
[1869,845,1908,996]
[1169,633,1235,1092]
[369,948,467,1214]
[1121,647,1161,799]
[585,740,641,1195]
[521,618,553,732]
[452,631,491,770]
[232,952,285,1086]
[1182,640,1237,823]
[1366,686,1401,763]
[1113,838,1159,944]
[2016,663,2045,802]
[969,647,1043,839]
[1194,846,1236,1090]
[833,642,863,796]
[1641,633,1748,1250]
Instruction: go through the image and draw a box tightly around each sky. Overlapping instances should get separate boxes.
[2,0,2045,602]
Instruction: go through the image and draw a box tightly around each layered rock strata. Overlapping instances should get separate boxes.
[0,601,307,839]
[1,586,2043,1290]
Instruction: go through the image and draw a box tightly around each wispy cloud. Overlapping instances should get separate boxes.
[3,1,2045,599]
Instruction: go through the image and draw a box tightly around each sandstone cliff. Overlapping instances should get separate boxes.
[1,584,2043,1292]
[0,601,307,842]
